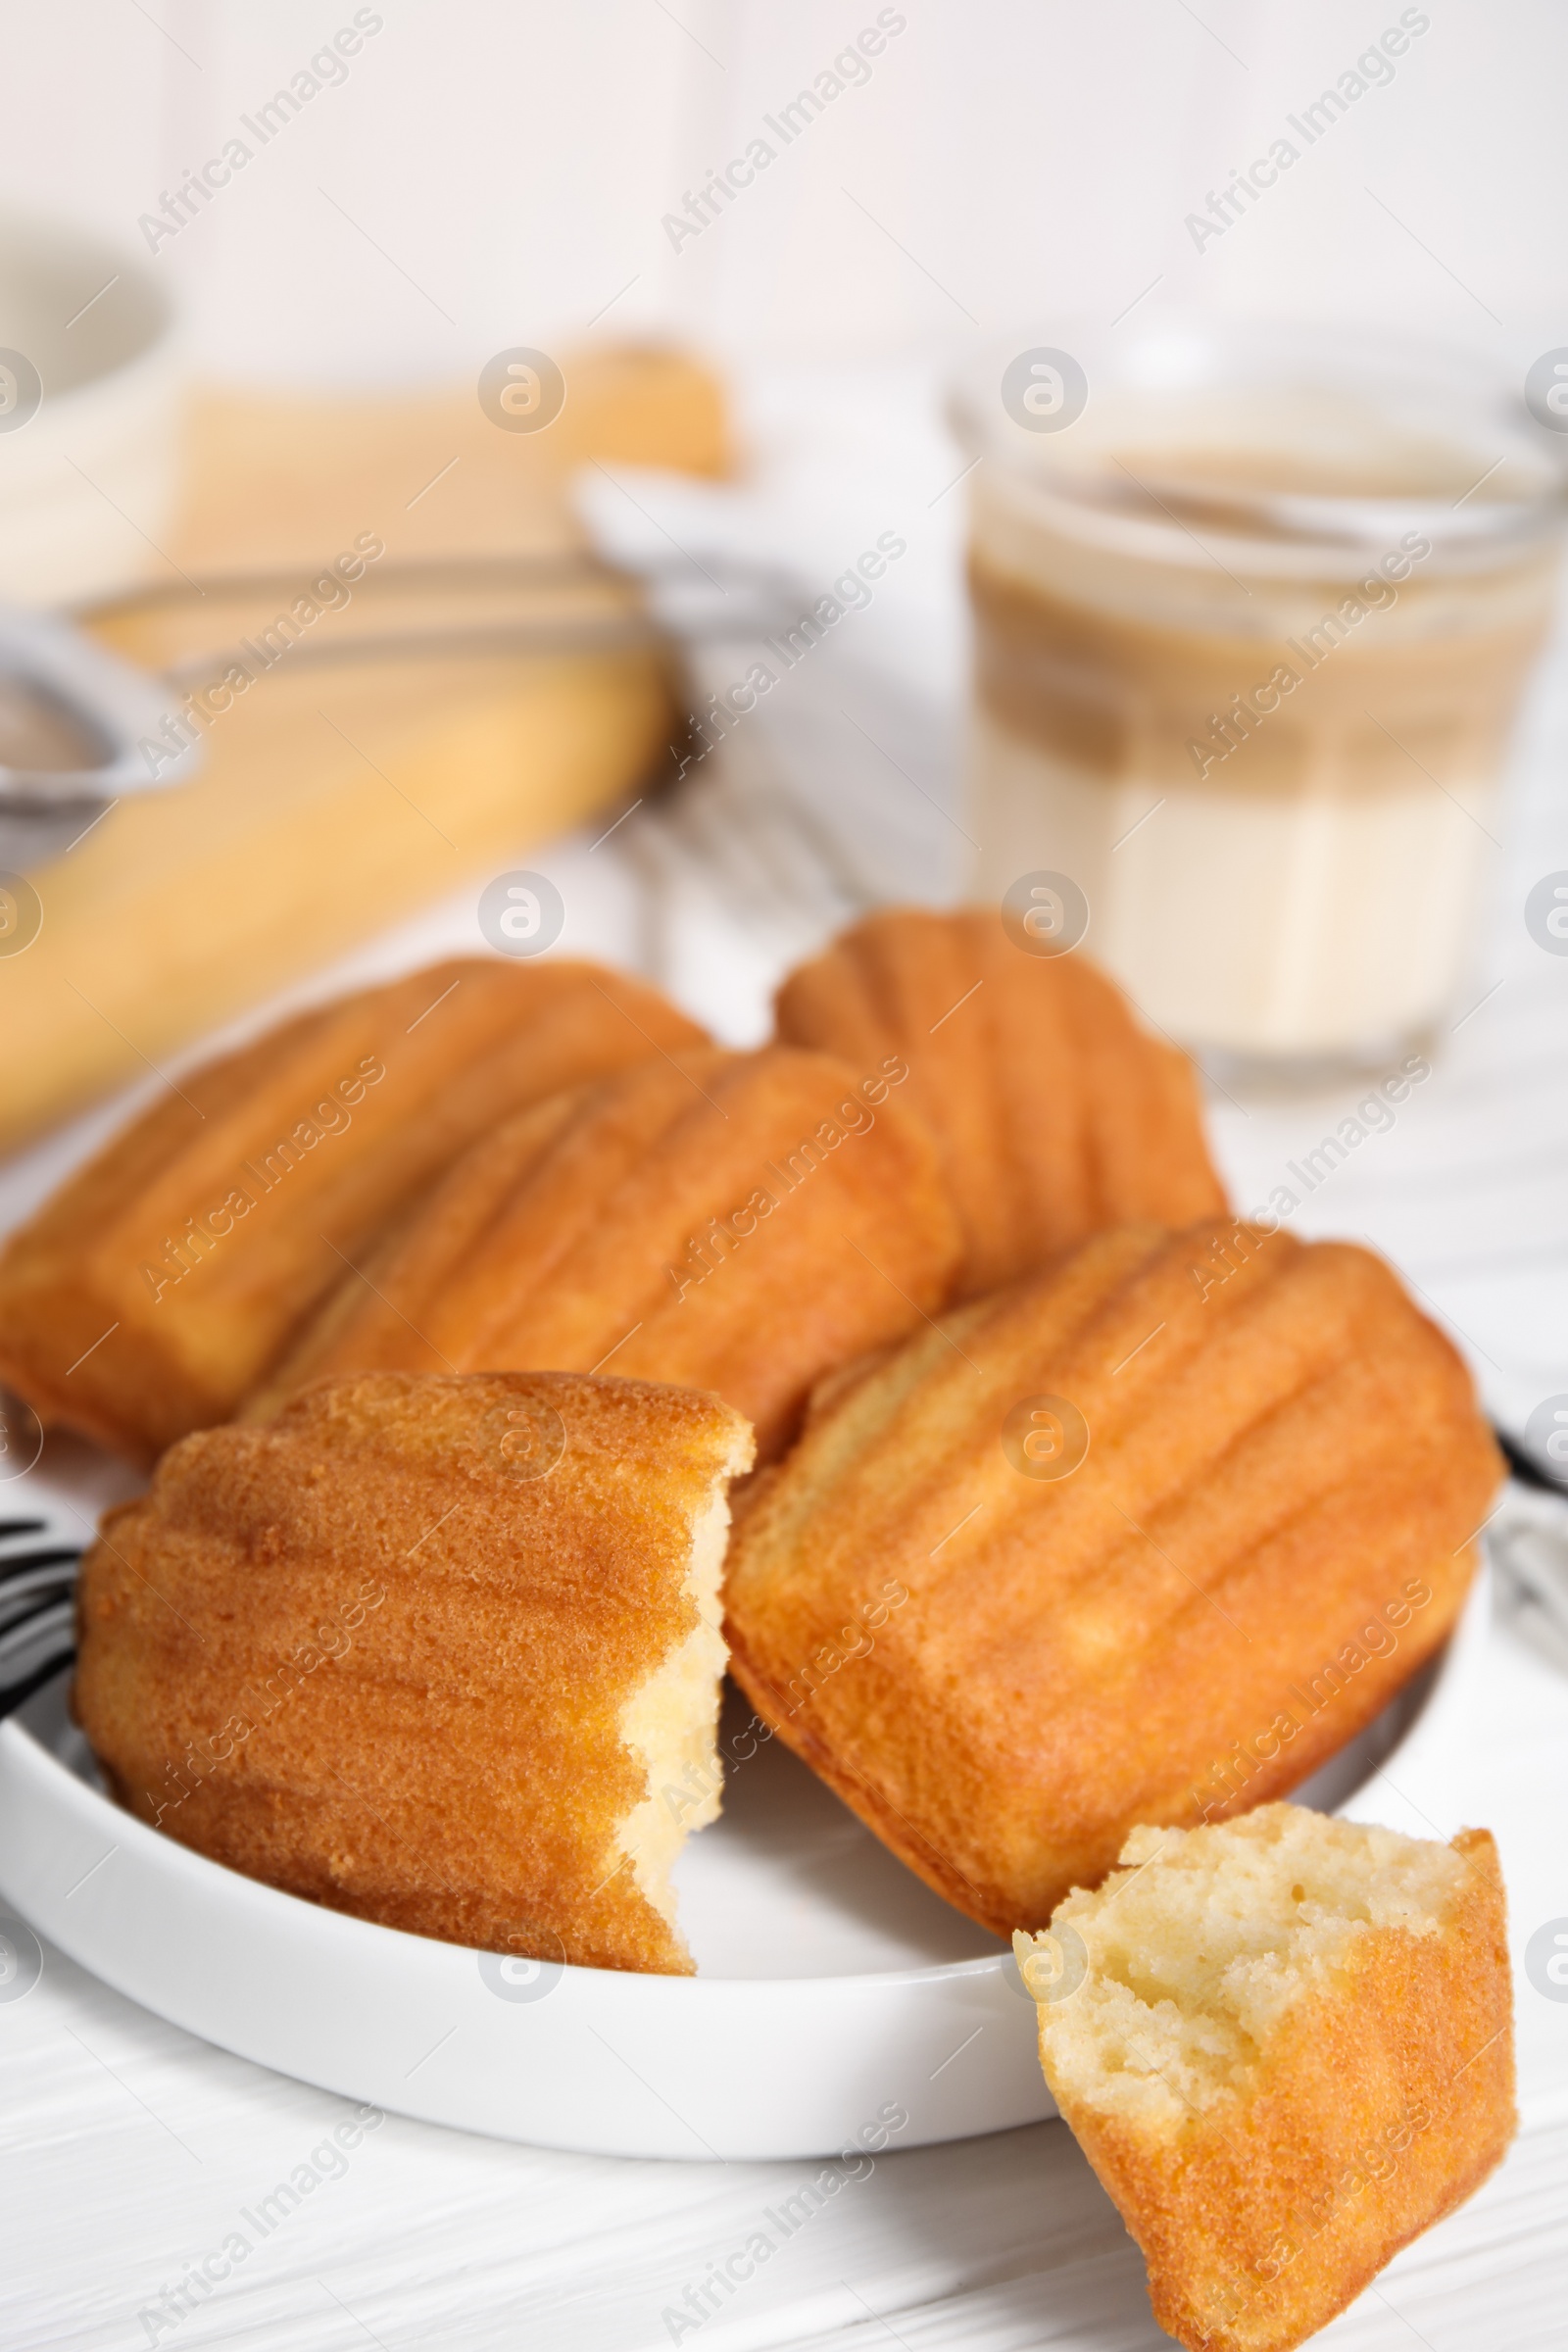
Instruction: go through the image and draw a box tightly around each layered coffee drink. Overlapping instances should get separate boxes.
[956,334,1568,1072]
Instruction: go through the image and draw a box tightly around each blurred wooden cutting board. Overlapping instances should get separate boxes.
[1,346,726,1150]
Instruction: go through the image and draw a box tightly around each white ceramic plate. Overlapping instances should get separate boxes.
[0,1570,1489,2162]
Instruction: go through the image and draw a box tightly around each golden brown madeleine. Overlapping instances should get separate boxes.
[774,906,1227,1298]
[74,1370,755,1973]
[251,1045,962,1460]
[0,957,707,1462]
[1018,1808,1515,2352]
[724,1219,1501,1934]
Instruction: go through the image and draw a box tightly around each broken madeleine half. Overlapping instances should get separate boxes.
[249,1043,961,1460]
[0,956,707,1463]
[774,905,1227,1298]
[724,1219,1500,1935]
[1017,1805,1515,2352]
[74,1370,754,1973]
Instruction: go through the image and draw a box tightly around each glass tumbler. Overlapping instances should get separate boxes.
[953,322,1568,1080]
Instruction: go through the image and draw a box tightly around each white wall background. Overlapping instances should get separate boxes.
[0,0,1563,388]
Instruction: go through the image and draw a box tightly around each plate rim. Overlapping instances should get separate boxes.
[1,1564,1490,1995]
[0,1568,1491,2158]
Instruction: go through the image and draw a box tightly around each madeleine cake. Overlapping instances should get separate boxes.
[723,1219,1501,1933]
[74,1370,755,1973]
[0,957,706,1462]
[1017,1806,1515,2352]
[774,906,1227,1297]
[249,1044,962,1460]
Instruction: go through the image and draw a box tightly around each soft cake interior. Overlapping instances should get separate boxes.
[615,1478,735,1934]
[1019,1806,1467,2130]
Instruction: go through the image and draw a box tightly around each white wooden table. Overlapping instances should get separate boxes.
[3,368,1566,2350]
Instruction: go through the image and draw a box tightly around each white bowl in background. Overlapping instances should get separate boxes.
[0,210,184,606]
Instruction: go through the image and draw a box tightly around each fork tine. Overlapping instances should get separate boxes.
[0,1504,83,1717]
[1,1545,81,1585]
[0,1596,74,1660]
[0,1648,76,1722]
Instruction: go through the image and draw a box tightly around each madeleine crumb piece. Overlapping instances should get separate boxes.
[1017,1803,1515,2352]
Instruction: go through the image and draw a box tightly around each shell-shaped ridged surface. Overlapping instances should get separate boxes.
[724,1219,1502,1936]
[74,1370,753,1975]
[775,906,1228,1298]
[0,957,706,1461]
[253,1044,963,1461]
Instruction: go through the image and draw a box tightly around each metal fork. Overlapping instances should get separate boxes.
[624,699,881,993]
[1,552,812,869]
[0,1514,81,1721]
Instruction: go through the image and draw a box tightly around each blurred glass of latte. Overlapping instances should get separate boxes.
[954,326,1568,1078]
